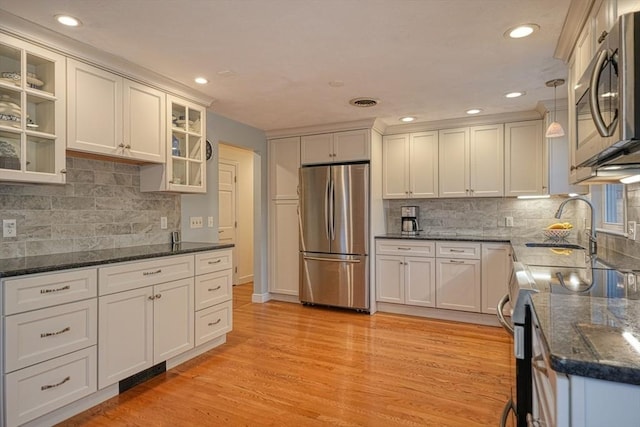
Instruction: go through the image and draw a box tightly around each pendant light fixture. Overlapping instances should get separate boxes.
[545,78,565,138]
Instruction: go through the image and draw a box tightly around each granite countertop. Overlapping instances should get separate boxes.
[376,233,511,243]
[0,242,234,278]
[530,292,640,385]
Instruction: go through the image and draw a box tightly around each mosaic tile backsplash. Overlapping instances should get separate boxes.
[0,157,180,259]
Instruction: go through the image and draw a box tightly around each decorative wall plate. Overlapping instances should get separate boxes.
[206,139,213,160]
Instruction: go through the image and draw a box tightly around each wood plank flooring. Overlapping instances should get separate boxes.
[58,284,514,426]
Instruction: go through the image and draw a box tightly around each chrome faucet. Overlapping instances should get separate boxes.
[554,196,597,255]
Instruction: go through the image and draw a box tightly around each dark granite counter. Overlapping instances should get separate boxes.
[0,242,234,278]
[376,233,511,243]
[530,293,640,385]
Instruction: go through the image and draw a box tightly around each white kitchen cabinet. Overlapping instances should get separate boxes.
[140,95,206,193]
[300,129,369,164]
[194,250,233,346]
[481,243,512,315]
[504,120,544,197]
[382,131,438,199]
[67,59,165,163]
[0,33,66,184]
[375,240,436,307]
[269,199,299,296]
[439,125,503,198]
[98,277,194,389]
[435,241,481,312]
[594,0,617,49]
[269,136,300,199]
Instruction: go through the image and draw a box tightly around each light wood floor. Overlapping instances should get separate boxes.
[59,284,514,426]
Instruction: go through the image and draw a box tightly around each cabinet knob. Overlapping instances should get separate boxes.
[570,165,577,171]
[148,295,155,300]
[125,144,131,149]
[118,143,125,148]
[169,180,174,184]
[155,293,162,299]
[598,30,608,44]
[60,169,67,174]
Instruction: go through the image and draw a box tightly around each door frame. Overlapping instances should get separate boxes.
[219,159,239,284]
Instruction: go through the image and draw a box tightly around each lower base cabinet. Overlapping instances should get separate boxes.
[435,258,481,312]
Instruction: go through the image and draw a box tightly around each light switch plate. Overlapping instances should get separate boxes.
[3,219,16,237]
[190,216,203,229]
[628,221,637,241]
[160,217,167,229]
[208,216,214,228]
[505,216,514,227]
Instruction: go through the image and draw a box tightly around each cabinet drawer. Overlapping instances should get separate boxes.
[5,299,97,373]
[99,255,194,295]
[375,240,435,257]
[195,270,232,311]
[5,346,97,427]
[195,300,233,347]
[4,268,97,315]
[435,241,481,259]
[195,250,233,275]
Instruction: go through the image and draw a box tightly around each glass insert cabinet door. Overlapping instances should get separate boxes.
[0,34,66,183]
[167,95,206,192]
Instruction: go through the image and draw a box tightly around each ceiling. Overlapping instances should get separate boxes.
[0,0,572,132]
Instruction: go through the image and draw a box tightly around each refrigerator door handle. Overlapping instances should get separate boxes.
[329,178,335,240]
[303,256,361,263]
[324,173,330,241]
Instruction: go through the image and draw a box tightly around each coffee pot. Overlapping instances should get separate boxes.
[401,206,420,235]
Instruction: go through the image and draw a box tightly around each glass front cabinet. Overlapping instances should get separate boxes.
[0,34,66,184]
[141,95,206,193]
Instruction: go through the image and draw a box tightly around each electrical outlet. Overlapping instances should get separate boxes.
[160,217,167,230]
[208,216,214,228]
[3,219,16,237]
[190,216,203,229]
[505,216,514,227]
[628,221,637,241]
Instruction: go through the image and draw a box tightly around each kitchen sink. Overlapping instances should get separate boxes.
[525,242,585,250]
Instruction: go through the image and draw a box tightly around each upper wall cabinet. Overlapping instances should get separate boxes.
[0,34,66,184]
[140,95,206,193]
[300,129,369,165]
[382,132,438,199]
[67,59,166,163]
[504,121,544,197]
[439,125,504,198]
[269,136,300,200]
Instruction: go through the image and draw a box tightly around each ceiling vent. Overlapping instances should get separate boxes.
[349,97,379,107]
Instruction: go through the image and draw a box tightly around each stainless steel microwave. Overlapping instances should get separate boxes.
[575,11,640,168]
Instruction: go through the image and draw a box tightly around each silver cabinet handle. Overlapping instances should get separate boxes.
[303,256,361,263]
[143,269,162,276]
[40,285,70,294]
[496,294,514,336]
[590,49,618,137]
[208,319,222,326]
[397,247,411,251]
[208,285,222,292]
[208,259,222,264]
[449,249,465,253]
[40,326,70,338]
[41,376,70,391]
[449,260,465,264]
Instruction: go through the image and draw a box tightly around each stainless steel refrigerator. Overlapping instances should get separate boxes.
[299,162,369,311]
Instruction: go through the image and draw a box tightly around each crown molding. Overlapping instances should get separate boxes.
[0,10,215,107]
[554,0,596,62]
[266,118,381,139]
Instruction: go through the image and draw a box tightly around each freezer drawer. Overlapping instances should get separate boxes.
[300,253,368,310]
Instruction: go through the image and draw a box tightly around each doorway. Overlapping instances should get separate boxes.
[219,144,254,285]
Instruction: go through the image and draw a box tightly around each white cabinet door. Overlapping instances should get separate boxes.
[67,59,122,156]
[382,134,409,198]
[469,124,503,197]
[123,80,165,163]
[269,200,299,295]
[436,258,481,312]
[505,121,544,197]
[269,136,300,200]
[153,278,194,363]
[410,131,439,198]
[405,256,436,307]
[438,128,469,197]
[334,129,369,162]
[301,133,333,165]
[481,243,512,315]
[375,255,404,304]
[98,286,153,389]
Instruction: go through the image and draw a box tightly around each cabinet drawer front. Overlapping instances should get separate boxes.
[376,240,435,257]
[4,268,97,315]
[5,299,97,373]
[5,346,97,427]
[99,255,194,295]
[435,242,481,259]
[195,301,233,347]
[195,250,232,275]
[195,270,232,310]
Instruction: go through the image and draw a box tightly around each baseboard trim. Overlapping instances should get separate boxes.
[376,302,503,327]
[268,293,300,303]
[252,292,270,303]
[238,274,253,284]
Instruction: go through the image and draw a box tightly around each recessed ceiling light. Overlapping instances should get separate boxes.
[466,108,482,115]
[505,91,525,98]
[505,24,539,39]
[194,77,208,85]
[55,15,81,27]
[400,116,416,122]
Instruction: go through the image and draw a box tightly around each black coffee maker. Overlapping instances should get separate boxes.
[401,206,420,235]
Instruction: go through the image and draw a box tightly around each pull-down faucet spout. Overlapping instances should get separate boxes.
[554,196,597,255]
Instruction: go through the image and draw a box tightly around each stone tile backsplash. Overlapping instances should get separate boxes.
[0,157,180,259]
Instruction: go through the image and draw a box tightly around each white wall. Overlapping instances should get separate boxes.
[181,111,267,296]
[219,144,254,284]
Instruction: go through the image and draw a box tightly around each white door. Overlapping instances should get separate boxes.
[469,124,504,197]
[438,128,469,197]
[435,258,481,312]
[410,131,439,198]
[405,256,436,307]
[382,134,409,198]
[153,278,194,363]
[375,255,404,304]
[219,161,237,282]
